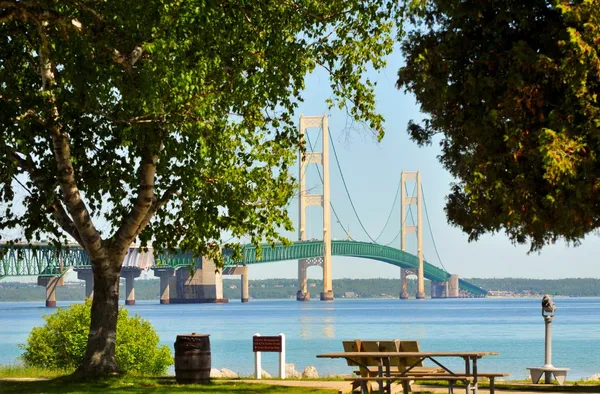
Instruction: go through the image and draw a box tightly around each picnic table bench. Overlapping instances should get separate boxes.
[317,349,507,394]
[343,372,509,394]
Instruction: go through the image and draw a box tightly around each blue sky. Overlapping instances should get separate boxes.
[247,50,600,281]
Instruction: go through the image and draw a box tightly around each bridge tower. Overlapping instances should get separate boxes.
[400,171,425,299]
[296,114,333,301]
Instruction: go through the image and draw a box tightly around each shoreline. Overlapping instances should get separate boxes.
[2,295,600,303]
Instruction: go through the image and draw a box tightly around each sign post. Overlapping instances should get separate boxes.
[253,333,286,379]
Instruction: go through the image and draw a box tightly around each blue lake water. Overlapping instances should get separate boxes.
[1,297,599,380]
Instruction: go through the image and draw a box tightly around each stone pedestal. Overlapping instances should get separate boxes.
[37,276,64,307]
[528,367,569,385]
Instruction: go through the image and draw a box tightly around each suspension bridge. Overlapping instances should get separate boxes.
[0,115,487,306]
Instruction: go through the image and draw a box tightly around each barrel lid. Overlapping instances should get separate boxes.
[176,333,210,338]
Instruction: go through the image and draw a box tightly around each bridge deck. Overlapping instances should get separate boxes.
[0,241,487,296]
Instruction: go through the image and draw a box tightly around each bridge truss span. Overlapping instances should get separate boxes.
[0,244,89,279]
[0,240,488,298]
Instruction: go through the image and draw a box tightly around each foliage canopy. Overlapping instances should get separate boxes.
[0,1,404,259]
[398,0,600,251]
[1,0,409,375]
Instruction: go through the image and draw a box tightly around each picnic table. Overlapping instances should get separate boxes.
[317,351,502,394]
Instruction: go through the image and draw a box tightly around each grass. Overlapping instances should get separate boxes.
[2,366,599,394]
[0,376,338,394]
[0,364,73,379]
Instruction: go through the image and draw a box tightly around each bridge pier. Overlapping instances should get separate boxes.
[153,257,226,304]
[296,257,326,301]
[121,268,141,305]
[399,268,410,299]
[153,267,175,304]
[222,266,249,302]
[37,276,64,307]
[296,259,310,301]
[75,268,94,300]
[431,281,446,299]
[242,270,249,302]
[447,274,460,298]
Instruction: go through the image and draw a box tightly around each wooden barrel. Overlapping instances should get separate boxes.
[174,333,211,384]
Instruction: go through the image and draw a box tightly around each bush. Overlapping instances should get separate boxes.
[19,299,172,374]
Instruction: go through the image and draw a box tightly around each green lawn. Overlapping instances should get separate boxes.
[0,365,72,379]
[0,376,337,394]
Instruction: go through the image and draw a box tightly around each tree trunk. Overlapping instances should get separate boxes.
[73,260,121,378]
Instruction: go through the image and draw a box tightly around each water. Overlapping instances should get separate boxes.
[1,298,599,380]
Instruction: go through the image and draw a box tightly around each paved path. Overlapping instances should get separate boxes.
[234,379,595,394]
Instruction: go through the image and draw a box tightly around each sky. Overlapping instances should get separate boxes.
[246,48,600,281]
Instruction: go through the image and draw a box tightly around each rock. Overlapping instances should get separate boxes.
[210,368,222,378]
[261,370,272,378]
[220,368,239,378]
[585,373,600,381]
[302,366,319,379]
[286,363,301,379]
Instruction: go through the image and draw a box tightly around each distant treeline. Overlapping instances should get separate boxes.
[1,277,600,302]
[468,278,600,297]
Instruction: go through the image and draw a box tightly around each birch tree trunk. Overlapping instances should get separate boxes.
[76,258,122,376]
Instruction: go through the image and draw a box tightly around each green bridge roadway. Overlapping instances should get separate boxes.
[0,240,487,296]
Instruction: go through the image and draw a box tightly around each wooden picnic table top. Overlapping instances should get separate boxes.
[317,351,498,358]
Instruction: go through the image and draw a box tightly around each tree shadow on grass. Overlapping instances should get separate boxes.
[0,376,334,394]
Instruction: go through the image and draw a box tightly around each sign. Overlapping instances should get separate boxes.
[253,333,286,379]
[253,335,282,352]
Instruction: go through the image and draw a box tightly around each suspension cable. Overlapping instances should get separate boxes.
[328,128,379,243]
[385,231,400,246]
[373,179,401,242]
[299,127,322,187]
[421,184,448,271]
[385,180,417,246]
[404,181,435,262]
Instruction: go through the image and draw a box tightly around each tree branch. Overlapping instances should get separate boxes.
[92,112,162,124]
[48,200,84,245]
[8,151,84,244]
[112,147,159,257]
[112,46,143,72]
[16,109,45,124]
[136,185,179,236]
[30,18,104,260]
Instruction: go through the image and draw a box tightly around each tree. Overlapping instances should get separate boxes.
[398,1,600,252]
[0,0,406,377]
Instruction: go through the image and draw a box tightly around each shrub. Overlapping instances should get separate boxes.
[19,299,172,374]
